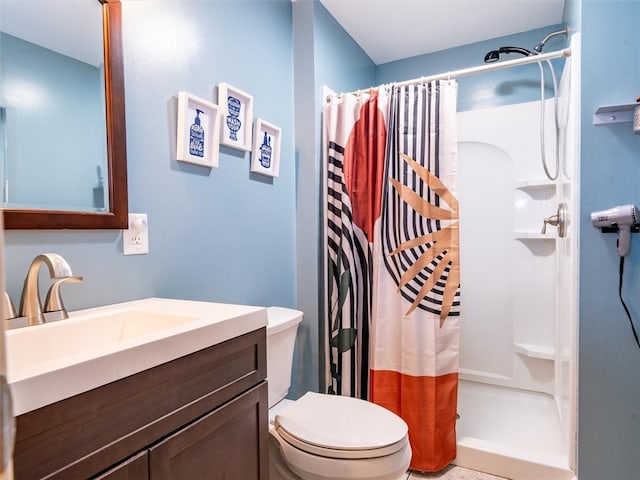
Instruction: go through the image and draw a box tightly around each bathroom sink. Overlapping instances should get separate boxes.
[7,309,200,372]
[5,297,267,415]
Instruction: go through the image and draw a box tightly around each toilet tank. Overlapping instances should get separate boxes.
[266,307,303,408]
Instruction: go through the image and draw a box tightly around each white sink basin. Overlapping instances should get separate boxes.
[6,298,267,415]
[7,309,200,372]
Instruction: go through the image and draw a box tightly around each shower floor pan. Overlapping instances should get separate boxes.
[454,380,575,480]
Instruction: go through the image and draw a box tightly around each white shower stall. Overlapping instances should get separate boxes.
[454,35,580,480]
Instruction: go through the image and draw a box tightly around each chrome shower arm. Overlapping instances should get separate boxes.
[533,27,569,54]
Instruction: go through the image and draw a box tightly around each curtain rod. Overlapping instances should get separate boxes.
[327,47,571,100]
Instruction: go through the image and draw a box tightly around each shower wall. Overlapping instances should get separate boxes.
[456,98,576,479]
[454,36,579,477]
[458,99,564,395]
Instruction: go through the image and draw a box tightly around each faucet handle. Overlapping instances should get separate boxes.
[44,276,83,322]
[541,214,559,234]
[2,292,17,320]
[541,203,568,237]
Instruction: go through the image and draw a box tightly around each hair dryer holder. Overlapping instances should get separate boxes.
[597,225,640,233]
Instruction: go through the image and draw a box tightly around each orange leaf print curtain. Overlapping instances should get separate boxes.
[324,81,459,472]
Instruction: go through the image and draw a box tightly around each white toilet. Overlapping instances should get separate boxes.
[266,307,412,480]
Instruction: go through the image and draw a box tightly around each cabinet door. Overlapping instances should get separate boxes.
[93,451,148,480]
[149,382,268,480]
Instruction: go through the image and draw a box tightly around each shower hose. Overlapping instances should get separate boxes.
[537,59,569,181]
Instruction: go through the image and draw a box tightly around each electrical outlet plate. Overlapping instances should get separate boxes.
[123,213,149,255]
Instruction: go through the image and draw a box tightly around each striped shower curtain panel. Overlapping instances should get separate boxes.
[324,88,389,399]
[324,81,460,472]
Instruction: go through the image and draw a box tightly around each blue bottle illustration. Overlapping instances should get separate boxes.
[259,131,272,168]
[189,108,205,157]
[226,96,242,141]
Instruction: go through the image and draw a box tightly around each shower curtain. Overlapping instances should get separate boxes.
[324,81,460,472]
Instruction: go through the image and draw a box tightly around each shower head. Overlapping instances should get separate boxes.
[483,50,500,63]
[483,27,568,63]
[483,46,532,63]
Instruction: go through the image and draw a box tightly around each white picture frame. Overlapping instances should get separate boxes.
[217,82,254,151]
[176,91,221,168]
[250,118,281,177]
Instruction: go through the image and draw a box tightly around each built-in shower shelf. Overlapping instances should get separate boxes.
[515,179,555,190]
[514,342,555,360]
[515,232,556,240]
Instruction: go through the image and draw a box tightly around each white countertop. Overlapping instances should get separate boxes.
[5,297,267,415]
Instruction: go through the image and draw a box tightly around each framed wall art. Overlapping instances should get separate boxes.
[217,82,254,151]
[250,118,281,177]
[176,91,221,168]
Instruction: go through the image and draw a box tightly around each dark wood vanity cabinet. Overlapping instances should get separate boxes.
[13,328,269,480]
[94,452,149,480]
[148,383,266,479]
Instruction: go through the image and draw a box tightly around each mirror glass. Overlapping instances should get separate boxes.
[0,0,128,229]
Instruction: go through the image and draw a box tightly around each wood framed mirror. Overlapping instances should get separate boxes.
[3,0,128,230]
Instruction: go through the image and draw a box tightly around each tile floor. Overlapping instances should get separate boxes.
[402,465,508,480]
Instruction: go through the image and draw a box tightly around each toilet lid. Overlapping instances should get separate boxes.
[274,392,408,458]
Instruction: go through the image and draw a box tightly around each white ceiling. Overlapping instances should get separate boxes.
[319,0,566,65]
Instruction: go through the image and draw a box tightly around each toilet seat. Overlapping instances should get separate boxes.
[274,392,409,459]
[275,426,408,459]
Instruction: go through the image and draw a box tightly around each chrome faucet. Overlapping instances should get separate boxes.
[18,254,79,326]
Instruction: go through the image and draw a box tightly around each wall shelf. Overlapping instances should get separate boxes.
[593,103,637,125]
[515,179,555,190]
[515,232,556,241]
[514,342,555,361]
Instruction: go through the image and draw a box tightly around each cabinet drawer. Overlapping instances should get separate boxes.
[14,328,266,480]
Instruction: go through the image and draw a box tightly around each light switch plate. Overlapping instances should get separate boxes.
[123,213,149,255]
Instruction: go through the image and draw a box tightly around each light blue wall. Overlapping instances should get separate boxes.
[293,0,321,397]
[4,1,296,317]
[291,0,375,397]
[313,2,376,97]
[578,1,640,479]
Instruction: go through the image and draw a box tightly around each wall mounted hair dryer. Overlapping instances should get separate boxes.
[591,204,639,256]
